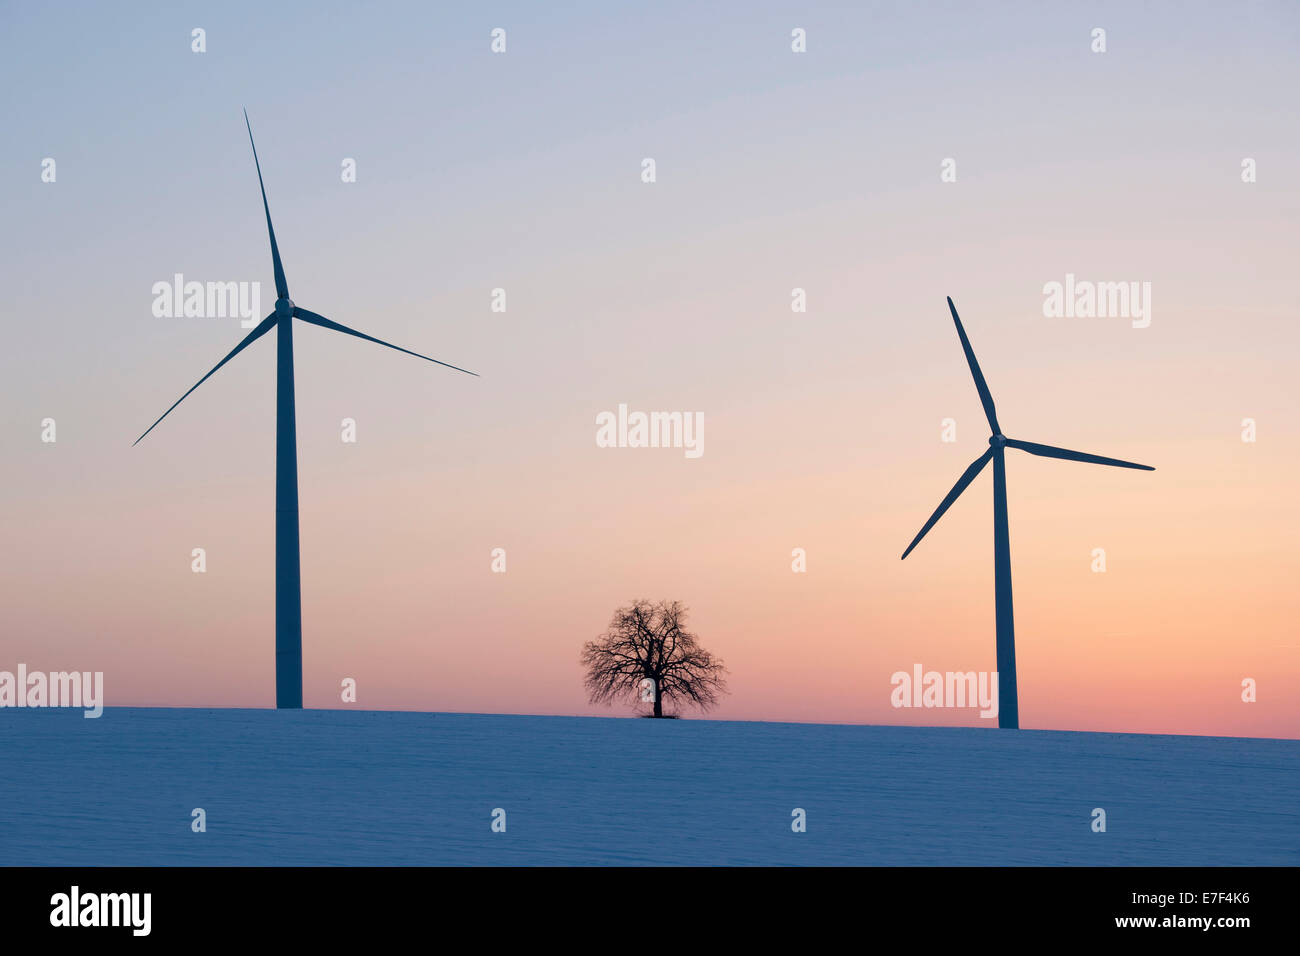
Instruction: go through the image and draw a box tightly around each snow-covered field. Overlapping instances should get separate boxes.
[0,708,1295,865]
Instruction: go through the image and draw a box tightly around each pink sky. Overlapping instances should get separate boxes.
[2,2,1297,738]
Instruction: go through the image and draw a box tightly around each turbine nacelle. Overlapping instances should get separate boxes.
[901,298,1154,563]
[132,110,479,454]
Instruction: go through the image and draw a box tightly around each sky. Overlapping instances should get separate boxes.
[1,1,1298,737]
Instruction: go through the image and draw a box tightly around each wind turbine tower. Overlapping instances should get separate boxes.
[901,298,1153,729]
[135,112,478,708]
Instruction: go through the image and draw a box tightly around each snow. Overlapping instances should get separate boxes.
[1,708,1295,865]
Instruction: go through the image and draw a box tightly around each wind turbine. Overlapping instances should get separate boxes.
[900,297,1152,729]
[134,112,477,709]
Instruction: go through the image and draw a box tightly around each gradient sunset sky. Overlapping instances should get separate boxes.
[2,1,1298,737]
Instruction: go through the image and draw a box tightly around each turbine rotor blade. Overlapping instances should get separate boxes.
[947,297,1000,435]
[243,110,289,300]
[1006,438,1154,471]
[293,307,478,376]
[133,314,277,446]
[900,449,994,560]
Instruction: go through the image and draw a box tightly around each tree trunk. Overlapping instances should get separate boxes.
[652,680,663,718]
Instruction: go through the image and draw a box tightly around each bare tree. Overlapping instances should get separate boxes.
[581,600,728,718]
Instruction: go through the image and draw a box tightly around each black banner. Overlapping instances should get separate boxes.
[0,866,1283,941]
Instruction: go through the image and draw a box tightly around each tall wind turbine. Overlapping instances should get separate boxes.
[134,112,477,708]
[900,297,1152,729]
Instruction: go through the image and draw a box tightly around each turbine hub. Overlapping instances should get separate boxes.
[274,297,295,320]
[989,433,1007,448]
